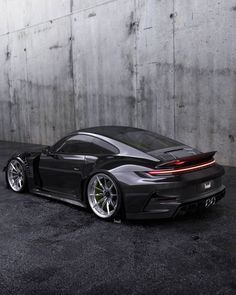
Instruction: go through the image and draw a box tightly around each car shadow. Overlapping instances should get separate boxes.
[122,204,225,227]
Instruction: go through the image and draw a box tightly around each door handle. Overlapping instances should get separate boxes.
[73,167,80,171]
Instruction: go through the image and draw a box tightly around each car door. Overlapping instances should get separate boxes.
[38,135,93,199]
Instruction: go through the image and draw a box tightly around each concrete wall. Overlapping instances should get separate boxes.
[0,0,235,165]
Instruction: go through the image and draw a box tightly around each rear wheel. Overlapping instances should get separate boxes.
[87,173,121,220]
[7,159,26,192]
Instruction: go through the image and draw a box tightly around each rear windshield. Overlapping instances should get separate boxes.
[109,129,180,152]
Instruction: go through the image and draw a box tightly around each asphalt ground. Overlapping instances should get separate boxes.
[0,141,235,295]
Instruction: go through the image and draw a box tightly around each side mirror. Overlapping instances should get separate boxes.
[42,146,52,155]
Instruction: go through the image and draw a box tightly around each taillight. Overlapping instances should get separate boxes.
[148,159,216,176]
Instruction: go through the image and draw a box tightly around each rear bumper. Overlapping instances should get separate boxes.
[173,187,225,217]
[114,163,225,220]
[125,186,226,220]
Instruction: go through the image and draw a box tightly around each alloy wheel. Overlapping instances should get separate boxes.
[7,159,25,192]
[87,173,119,219]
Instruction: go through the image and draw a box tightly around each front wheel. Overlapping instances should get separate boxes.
[7,158,27,192]
[87,173,122,220]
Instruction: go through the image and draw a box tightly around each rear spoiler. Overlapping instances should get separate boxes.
[148,151,216,176]
[158,151,216,168]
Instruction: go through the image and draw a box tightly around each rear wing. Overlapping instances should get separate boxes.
[157,151,216,168]
[148,151,216,176]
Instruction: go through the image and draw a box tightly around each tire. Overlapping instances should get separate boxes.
[6,158,27,193]
[87,173,122,220]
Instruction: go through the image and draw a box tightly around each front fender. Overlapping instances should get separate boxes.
[3,153,29,172]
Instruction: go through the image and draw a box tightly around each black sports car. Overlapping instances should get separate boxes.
[3,126,225,220]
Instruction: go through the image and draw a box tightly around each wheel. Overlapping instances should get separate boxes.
[7,158,27,192]
[87,173,122,219]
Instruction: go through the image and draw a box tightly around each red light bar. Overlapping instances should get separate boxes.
[148,159,216,175]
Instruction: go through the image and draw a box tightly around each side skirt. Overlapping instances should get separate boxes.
[31,189,87,208]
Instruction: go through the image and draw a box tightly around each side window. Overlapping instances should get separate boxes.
[56,135,119,155]
[51,136,69,152]
[57,135,93,154]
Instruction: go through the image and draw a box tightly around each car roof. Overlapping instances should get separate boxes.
[65,126,186,161]
[78,125,182,152]
[79,126,144,137]
[66,126,158,161]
